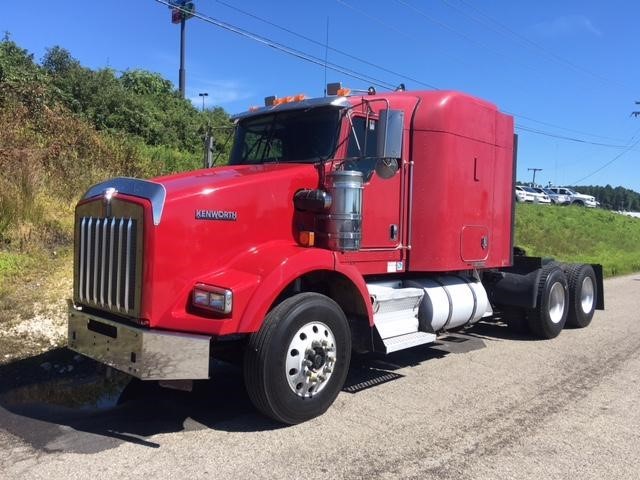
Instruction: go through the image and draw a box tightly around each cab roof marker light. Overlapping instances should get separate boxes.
[270,94,307,107]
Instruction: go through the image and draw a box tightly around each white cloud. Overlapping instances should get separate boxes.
[530,14,603,38]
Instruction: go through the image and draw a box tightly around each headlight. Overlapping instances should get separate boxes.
[192,283,232,314]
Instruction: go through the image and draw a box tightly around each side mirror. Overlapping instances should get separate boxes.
[377,109,404,159]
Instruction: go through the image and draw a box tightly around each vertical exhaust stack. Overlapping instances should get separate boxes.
[316,170,363,251]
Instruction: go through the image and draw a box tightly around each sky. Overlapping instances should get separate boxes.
[3,0,640,191]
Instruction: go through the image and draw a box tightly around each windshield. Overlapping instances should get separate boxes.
[229,107,341,165]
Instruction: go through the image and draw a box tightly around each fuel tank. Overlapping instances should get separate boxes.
[405,276,490,332]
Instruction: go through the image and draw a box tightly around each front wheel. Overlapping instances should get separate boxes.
[244,293,351,424]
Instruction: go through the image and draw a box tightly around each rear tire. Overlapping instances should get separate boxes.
[527,265,569,339]
[564,264,597,328]
[244,293,351,424]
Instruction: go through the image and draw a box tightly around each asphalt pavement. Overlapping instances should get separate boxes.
[1,273,639,480]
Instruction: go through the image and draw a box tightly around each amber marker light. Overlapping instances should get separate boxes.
[299,231,315,247]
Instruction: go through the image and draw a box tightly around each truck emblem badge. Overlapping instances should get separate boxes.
[195,209,238,221]
[102,187,117,217]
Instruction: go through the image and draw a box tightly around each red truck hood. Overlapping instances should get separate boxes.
[153,163,319,200]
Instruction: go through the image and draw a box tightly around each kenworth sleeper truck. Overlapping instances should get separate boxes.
[68,84,604,424]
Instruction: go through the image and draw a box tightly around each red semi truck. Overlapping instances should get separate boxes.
[68,84,604,424]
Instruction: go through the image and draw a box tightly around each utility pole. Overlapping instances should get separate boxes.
[528,168,542,186]
[179,15,186,98]
[203,131,214,168]
[199,92,208,111]
[170,1,195,99]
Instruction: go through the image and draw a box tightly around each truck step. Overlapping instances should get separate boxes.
[382,331,437,354]
[367,283,424,339]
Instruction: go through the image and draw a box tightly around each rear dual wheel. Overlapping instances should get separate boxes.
[527,265,569,339]
[564,264,597,328]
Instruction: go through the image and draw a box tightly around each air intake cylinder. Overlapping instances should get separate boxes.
[316,170,363,251]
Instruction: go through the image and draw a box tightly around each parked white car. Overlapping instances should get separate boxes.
[548,187,597,207]
[524,186,551,204]
[515,186,534,202]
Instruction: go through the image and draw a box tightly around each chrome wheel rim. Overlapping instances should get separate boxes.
[580,276,595,314]
[286,322,337,397]
[549,282,566,324]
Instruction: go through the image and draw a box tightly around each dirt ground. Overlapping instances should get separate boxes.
[0,253,72,364]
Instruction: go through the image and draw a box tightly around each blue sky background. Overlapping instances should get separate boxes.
[3,0,639,191]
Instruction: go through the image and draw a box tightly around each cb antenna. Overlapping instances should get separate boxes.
[323,17,329,96]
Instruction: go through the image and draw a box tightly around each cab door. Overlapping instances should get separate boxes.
[345,115,403,250]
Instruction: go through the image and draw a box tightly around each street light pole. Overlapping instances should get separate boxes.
[198,92,208,112]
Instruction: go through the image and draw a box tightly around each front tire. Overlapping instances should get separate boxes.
[564,264,597,328]
[244,293,351,424]
[527,265,569,339]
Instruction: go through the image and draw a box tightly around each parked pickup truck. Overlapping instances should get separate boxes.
[538,187,570,205]
[548,187,597,207]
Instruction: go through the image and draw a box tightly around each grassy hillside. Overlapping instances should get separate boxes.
[515,203,640,276]
[0,38,232,283]
[0,38,233,348]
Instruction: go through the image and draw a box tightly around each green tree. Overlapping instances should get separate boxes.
[120,70,173,96]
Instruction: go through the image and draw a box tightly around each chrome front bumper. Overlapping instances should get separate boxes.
[68,308,211,380]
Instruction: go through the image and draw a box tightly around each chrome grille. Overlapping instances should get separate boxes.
[77,216,138,315]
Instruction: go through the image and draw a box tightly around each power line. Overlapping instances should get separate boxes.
[515,125,633,149]
[158,0,631,155]
[334,0,478,72]
[214,0,438,90]
[508,111,625,143]
[571,137,640,184]
[333,0,620,145]
[391,0,558,79]
[154,0,397,91]
[440,0,631,92]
